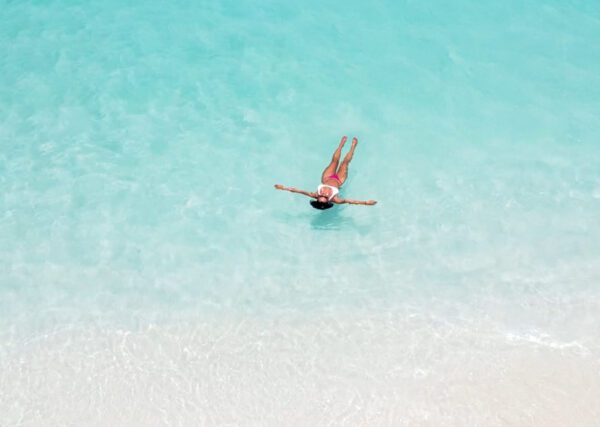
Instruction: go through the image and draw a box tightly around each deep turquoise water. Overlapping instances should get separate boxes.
[1,0,600,424]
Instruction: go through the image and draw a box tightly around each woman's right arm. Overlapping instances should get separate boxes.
[334,197,377,206]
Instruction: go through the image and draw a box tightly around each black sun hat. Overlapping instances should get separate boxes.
[310,200,334,210]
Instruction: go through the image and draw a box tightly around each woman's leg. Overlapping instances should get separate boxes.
[321,136,347,181]
[335,137,358,185]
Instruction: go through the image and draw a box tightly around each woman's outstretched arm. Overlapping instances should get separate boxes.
[334,197,377,206]
[274,184,316,198]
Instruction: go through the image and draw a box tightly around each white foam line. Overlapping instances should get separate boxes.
[505,331,592,356]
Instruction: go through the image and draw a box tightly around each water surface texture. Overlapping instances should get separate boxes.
[1,0,600,425]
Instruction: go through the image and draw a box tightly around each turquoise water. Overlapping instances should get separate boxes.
[1,0,600,424]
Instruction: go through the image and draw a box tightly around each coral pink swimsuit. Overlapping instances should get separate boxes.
[317,174,342,201]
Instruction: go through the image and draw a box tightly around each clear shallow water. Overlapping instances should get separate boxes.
[1,0,600,425]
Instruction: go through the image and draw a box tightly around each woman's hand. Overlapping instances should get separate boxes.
[274,184,285,190]
[366,200,377,205]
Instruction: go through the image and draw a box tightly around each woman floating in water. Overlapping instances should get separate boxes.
[274,136,377,210]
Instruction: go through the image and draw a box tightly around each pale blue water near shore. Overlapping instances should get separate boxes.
[1,0,600,425]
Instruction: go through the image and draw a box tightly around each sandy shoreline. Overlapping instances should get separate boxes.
[2,309,598,426]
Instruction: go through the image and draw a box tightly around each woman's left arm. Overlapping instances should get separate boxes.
[274,184,316,198]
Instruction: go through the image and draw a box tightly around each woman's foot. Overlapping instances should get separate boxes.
[351,137,358,148]
[338,135,348,150]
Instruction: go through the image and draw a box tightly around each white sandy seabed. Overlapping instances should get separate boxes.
[2,294,599,427]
